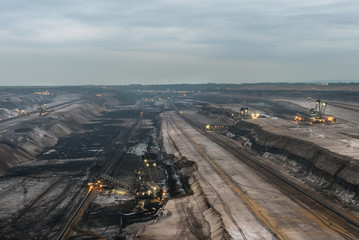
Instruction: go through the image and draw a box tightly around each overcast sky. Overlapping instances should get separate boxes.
[0,0,358,86]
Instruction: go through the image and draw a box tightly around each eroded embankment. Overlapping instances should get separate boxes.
[229,121,359,205]
[160,146,230,239]
[0,98,118,176]
[139,153,230,240]
[189,175,231,240]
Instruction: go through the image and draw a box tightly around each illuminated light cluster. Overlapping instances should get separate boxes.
[173,90,196,93]
[312,118,325,123]
[251,113,260,119]
[295,116,302,121]
[87,180,103,191]
[34,90,50,95]
[327,116,335,122]
[142,97,155,102]
[205,124,225,130]
[17,109,28,117]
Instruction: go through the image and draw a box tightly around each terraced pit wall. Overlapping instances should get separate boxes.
[0,97,119,176]
[230,121,359,205]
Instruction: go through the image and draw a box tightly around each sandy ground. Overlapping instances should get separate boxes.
[219,100,359,160]
[183,109,235,127]
[277,99,359,126]
[0,174,79,221]
[136,195,211,240]
[136,111,348,239]
[261,99,359,160]
[0,94,84,131]
[156,111,345,239]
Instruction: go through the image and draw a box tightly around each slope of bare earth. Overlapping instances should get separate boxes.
[242,117,359,160]
[0,100,138,239]
[269,99,359,159]
[0,96,119,176]
[221,98,359,206]
[0,93,52,120]
[138,111,346,239]
[136,180,213,240]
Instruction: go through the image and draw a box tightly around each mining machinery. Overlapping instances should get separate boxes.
[37,104,47,116]
[295,99,336,124]
[16,109,28,117]
[99,173,164,200]
[240,107,248,119]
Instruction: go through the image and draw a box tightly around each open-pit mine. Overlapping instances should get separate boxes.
[0,83,358,240]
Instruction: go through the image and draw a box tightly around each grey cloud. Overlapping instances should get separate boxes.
[0,0,358,85]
